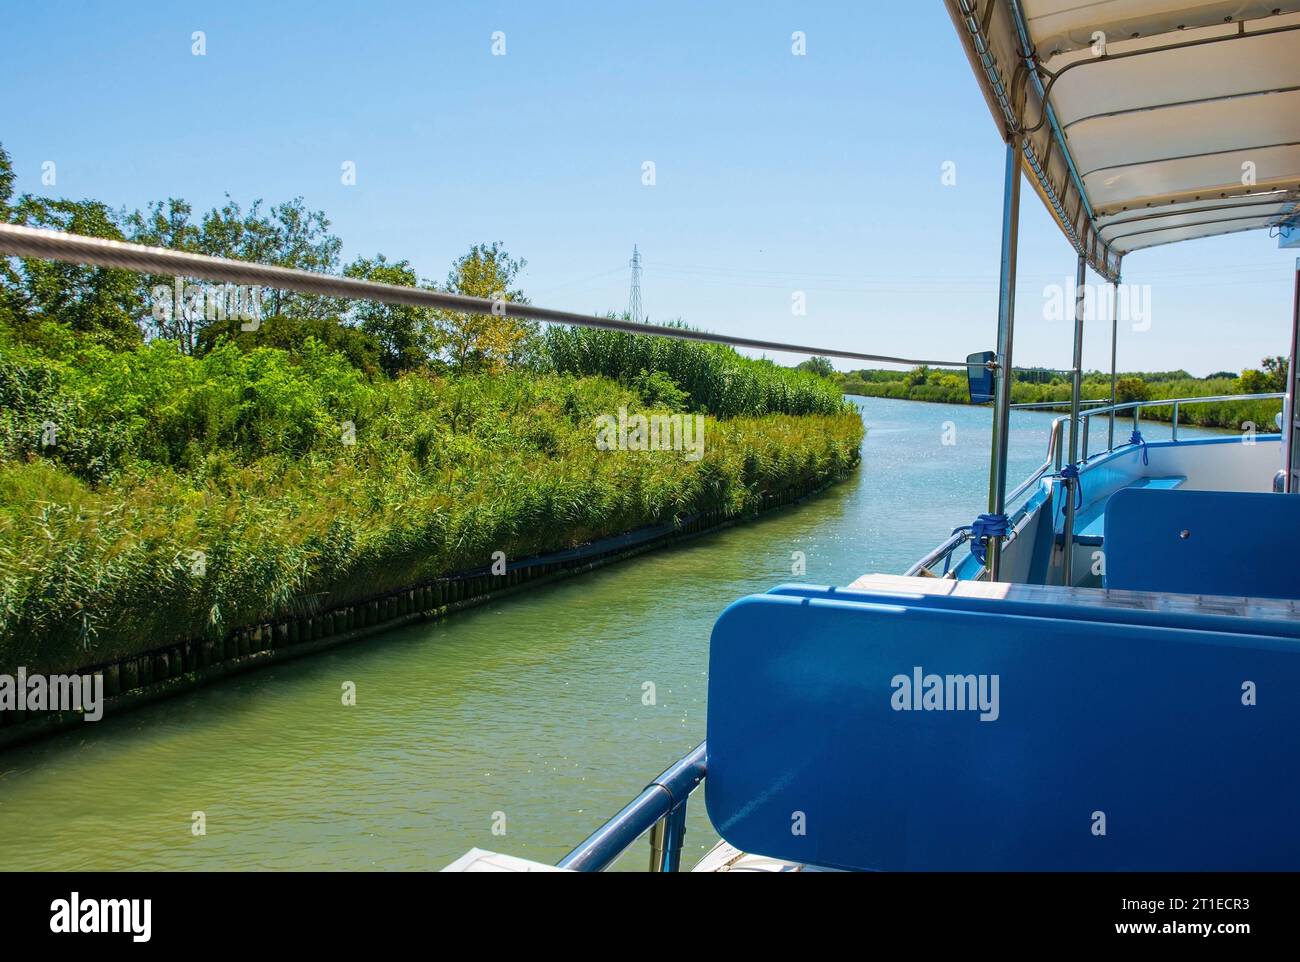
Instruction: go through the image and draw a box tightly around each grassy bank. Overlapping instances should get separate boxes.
[0,151,861,678]
[0,325,862,674]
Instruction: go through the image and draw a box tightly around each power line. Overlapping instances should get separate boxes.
[527,265,626,297]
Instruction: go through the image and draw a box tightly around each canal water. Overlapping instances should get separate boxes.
[0,398,1228,870]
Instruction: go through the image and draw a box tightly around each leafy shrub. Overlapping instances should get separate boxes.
[196,314,386,377]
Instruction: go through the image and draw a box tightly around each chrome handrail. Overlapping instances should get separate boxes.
[556,742,706,872]
[1009,399,1108,411]
[0,224,973,370]
[1077,392,1284,460]
[1006,457,1053,507]
[1082,392,1285,415]
[903,528,971,577]
[995,415,1068,511]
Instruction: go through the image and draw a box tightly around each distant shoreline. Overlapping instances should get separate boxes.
[839,384,1280,431]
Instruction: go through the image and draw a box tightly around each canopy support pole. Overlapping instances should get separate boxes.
[1108,279,1119,451]
[1060,253,1087,585]
[1286,258,1300,492]
[984,142,1023,581]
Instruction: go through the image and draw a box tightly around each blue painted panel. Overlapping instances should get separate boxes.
[1025,494,1057,585]
[706,594,1300,870]
[1105,489,1300,600]
[1065,476,1187,545]
[766,583,1300,639]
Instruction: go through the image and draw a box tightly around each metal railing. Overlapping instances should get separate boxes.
[1012,415,1068,499]
[1009,399,1108,411]
[907,392,1284,576]
[556,742,706,872]
[0,224,972,370]
[1076,392,1284,458]
[903,527,973,578]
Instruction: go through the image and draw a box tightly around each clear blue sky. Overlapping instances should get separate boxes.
[3,1,1296,376]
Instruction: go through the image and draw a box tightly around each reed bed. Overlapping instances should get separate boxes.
[0,328,862,673]
[544,325,846,417]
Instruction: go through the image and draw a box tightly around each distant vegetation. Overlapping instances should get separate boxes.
[546,325,845,418]
[0,140,861,671]
[831,359,1286,431]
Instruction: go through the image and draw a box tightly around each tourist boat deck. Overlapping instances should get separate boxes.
[440,0,1300,872]
[1,0,1297,876]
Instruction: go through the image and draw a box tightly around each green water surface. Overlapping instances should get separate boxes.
[0,398,1227,870]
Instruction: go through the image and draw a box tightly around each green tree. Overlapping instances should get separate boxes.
[0,141,13,220]
[343,254,436,374]
[7,195,142,347]
[123,197,203,253]
[122,198,205,349]
[437,242,534,372]
[1260,355,1289,393]
[798,355,835,378]
[126,195,344,350]
[197,196,280,264]
[192,196,340,318]
[0,142,17,312]
[1115,377,1150,403]
[1238,368,1271,395]
[260,197,342,317]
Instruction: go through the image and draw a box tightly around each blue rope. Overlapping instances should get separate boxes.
[1058,463,1083,514]
[1129,429,1149,465]
[968,513,1009,565]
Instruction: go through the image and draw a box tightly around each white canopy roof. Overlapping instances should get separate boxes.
[946,0,1300,280]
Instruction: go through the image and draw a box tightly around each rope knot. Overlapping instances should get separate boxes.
[969,512,1010,565]
[1129,429,1149,465]
[1058,463,1084,513]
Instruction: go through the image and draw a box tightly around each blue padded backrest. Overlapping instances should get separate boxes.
[706,594,1300,870]
[1104,489,1300,600]
[766,583,1300,638]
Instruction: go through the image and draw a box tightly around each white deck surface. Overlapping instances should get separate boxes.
[847,573,1300,623]
[441,848,571,872]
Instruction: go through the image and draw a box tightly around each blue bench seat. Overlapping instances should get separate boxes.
[706,592,1300,870]
[1057,475,1185,546]
[1105,488,1300,599]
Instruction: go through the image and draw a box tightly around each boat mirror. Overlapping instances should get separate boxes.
[967,351,996,404]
